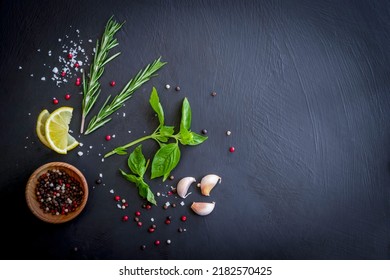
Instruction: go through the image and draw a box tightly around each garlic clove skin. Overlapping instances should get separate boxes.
[176,177,196,198]
[191,202,215,216]
[200,174,221,196]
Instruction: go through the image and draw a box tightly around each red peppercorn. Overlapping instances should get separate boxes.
[181,215,187,222]
[114,195,121,201]
[229,146,235,153]
[74,62,80,68]
[122,215,129,222]
[165,219,171,225]
[146,204,152,210]
[154,240,160,246]
[148,227,155,233]
[53,98,59,105]
[65,94,71,100]
[75,80,81,86]
[124,202,129,207]
[105,135,111,141]
[110,81,116,87]
[137,221,142,227]
[135,211,141,217]
[67,53,73,59]
[61,71,66,77]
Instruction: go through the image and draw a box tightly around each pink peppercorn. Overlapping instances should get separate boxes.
[122,215,129,222]
[181,215,187,222]
[67,53,73,59]
[114,195,121,201]
[229,146,235,153]
[105,135,111,141]
[53,98,59,105]
[110,81,116,87]
[135,211,141,217]
[65,94,71,100]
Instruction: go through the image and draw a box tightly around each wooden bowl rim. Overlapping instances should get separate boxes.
[25,162,88,224]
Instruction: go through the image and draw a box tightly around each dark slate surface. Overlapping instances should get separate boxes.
[0,0,389,260]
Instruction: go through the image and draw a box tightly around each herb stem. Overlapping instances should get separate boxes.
[104,134,155,158]
[84,57,166,134]
[80,16,124,134]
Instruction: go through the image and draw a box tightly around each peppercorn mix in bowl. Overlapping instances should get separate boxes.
[25,162,88,223]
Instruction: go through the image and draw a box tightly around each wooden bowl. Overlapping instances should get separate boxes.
[25,162,88,223]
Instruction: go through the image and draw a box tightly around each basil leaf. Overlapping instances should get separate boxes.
[160,125,175,137]
[151,143,181,181]
[114,147,128,155]
[178,127,193,145]
[120,169,139,183]
[188,132,208,146]
[180,97,191,132]
[155,125,175,143]
[136,180,157,205]
[149,87,164,126]
[146,187,157,205]
[128,145,146,176]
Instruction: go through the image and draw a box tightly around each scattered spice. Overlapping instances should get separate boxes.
[175,86,180,91]
[114,195,121,201]
[169,175,175,180]
[135,211,141,216]
[180,215,187,222]
[95,179,102,184]
[65,94,71,100]
[154,240,160,246]
[229,146,235,153]
[211,91,217,97]
[165,84,170,89]
[122,215,129,222]
[226,130,231,136]
[201,129,208,135]
[110,81,116,87]
[105,135,111,141]
[166,240,171,245]
[140,245,146,250]
[53,98,59,105]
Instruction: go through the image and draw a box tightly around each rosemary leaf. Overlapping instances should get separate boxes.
[80,16,124,134]
[84,57,167,134]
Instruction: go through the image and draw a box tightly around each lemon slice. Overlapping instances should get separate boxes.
[45,107,79,154]
[36,109,51,149]
[66,133,79,151]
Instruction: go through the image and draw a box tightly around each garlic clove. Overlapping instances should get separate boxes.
[191,202,215,216]
[199,174,221,196]
[176,177,196,198]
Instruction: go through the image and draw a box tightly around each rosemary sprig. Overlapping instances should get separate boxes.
[80,16,124,134]
[84,57,167,134]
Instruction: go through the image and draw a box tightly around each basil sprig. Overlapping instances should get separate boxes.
[119,145,156,205]
[105,87,207,181]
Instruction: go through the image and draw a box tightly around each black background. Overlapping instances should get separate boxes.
[0,0,389,260]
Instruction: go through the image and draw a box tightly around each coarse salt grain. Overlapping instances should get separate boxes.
[180,201,185,206]
[18,66,22,70]
[79,143,84,147]
[99,173,103,178]
[41,77,46,81]
[110,189,114,194]
[77,151,83,157]
[117,204,122,209]
[165,201,171,207]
